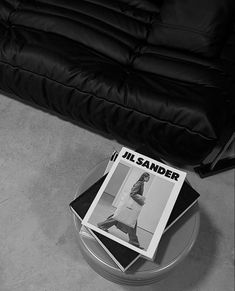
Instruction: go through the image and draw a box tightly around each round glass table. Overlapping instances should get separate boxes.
[73,160,200,286]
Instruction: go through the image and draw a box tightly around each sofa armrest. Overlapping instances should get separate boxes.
[148,0,235,58]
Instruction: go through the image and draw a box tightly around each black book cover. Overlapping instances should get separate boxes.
[165,179,200,231]
[70,174,199,271]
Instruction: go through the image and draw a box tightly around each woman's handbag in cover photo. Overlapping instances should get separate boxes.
[113,194,144,228]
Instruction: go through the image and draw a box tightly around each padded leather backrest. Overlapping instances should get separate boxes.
[148,0,235,57]
[0,0,162,65]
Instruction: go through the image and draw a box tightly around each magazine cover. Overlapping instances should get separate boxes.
[82,147,187,260]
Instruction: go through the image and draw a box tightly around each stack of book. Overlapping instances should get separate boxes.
[70,147,200,272]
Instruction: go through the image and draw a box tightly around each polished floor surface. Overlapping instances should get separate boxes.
[0,92,234,291]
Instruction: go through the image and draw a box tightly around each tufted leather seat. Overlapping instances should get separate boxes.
[0,0,234,164]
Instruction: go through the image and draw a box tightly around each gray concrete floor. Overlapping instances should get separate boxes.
[0,93,234,291]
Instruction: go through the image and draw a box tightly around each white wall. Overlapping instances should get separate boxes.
[138,176,174,234]
[104,162,129,198]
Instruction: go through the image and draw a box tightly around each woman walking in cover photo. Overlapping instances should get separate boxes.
[97,172,150,249]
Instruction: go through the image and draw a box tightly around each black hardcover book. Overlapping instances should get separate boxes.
[70,174,200,271]
[165,179,200,231]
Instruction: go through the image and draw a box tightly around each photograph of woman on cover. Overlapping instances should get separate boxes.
[97,172,150,249]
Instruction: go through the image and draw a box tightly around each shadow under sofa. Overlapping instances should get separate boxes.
[0,0,234,167]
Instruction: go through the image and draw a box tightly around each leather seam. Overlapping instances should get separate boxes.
[17,6,141,44]
[0,58,216,140]
[81,0,153,24]
[7,0,24,25]
[35,0,152,25]
[143,52,225,75]
[7,22,133,65]
[153,21,217,39]
[2,23,120,66]
[137,55,227,90]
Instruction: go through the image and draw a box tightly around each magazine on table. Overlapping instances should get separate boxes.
[70,149,200,271]
[81,147,187,260]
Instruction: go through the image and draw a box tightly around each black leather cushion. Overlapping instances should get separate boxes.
[0,0,234,164]
[148,0,234,57]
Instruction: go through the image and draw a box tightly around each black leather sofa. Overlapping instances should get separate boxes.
[0,0,234,166]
